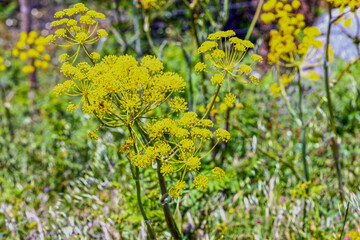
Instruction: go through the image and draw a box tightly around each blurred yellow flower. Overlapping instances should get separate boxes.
[13,31,50,74]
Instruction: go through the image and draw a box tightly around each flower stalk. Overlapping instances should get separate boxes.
[134,120,183,240]
[324,3,345,201]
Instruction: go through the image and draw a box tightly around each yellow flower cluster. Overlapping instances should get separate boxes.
[329,0,359,29]
[262,0,326,98]
[46,3,108,62]
[139,111,228,198]
[195,30,261,86]
[54,54,186,127]
[12,31,50,74]
[0,57,6,71]
[135,0,166,10]
[261,0,323,64]
[327,0,359,10]
[50,4,228,201]
[347,230,360,240]
[269,83,281,98]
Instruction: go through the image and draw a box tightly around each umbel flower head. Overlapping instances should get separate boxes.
[261,0,324,65]
[53,54,186,127]
[135,112,229,199]
[261,0,330,98]
[46,3,108,62]
[12,31,50,74]
[195,30,262,86]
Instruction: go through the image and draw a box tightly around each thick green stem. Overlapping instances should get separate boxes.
[134,121,182,240]
[324,3,345,201]
[156,159,182,239]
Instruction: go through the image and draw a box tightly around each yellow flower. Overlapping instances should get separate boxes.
[270,83,281,98]
[46,3,107,62]
[145,111,227,196]
[219,103,228,111]
[343,18,352,28]
[212,167,225,180]
[0,57,6,71]
[90,52,101,61]
[193,175,208,191]
[54,55,185,125]
[13,31,50,72]
[136,0,165,10]
[211,74,225,86]
[22,65,35,74]
[194,62,206,72]
[224,93,236,107]
[327,0,359,10]
[261,12,276,24]
[168,181,186,199]
[161,163,174,176]
[262,0,323,66]
[262,0,277,11]
[168,97,188,113]
[292,0,301,9]
[87,131,99,140]
[304,70,319,81]
[215,128,231,142]
[280,74,293,87]
[186,156,201,171]
[19,52,27,61]
[195,30,259,86]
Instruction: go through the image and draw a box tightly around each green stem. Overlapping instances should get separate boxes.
[82,44,96,65]
[297,67,309,182]
[245,0,264,40]
[156,159,182,239]
[297,67,309,230]
[276,63,302,126]
[134,121,183,240]
[339,202,350,240]
[132,0,143,57]
[81,30,157,239]
[201,84,221,121]
[144,14,158,56]
[128,126,157,240]
[324,3,345,202]
[135,167,157,239]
